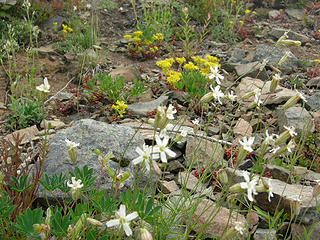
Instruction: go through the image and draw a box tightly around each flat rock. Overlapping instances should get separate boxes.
[269,28,310,44]
[252,44,298,73]
[306,92,320,111]
[235,77,296,105]
[285,8,305,20]
[5,125,39,145]
[36,119,156,203]
[235,61,268,81]
[178,172,206,193]
[255,178,320,224]
[158,180,179,194]
[264,164,293,184]
[277,106,313,134]
[234,118,253,138]
[40,119,65,130]
[184,199,247,238]
[269,10,280,19]
[127,95,169,116]
[109,66,138,83]
[185,136,225,170]
[254,228,277,240]
[227,48,246,63]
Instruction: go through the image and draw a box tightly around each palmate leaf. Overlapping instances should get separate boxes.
[6,175,32,193]
[91,189,117,215]
[13,208,43,239]
[0,192,16,218]
[50,207,72,238]
[69,165,96,191]
[39,173,68,192]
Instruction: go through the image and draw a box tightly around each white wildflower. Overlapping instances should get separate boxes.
[67,177,83,191]
[210,85,225,104]
[36,77,50,93]
[239,136,255,153]
[208,65,224,85]
[240,171,258,202]
[65,139,80,150]
[235,221,245,235]
[106,204,138,236]
[153,136,176,163]
[284,125,297,137]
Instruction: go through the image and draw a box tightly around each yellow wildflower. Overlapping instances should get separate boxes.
[166,71,182,85]
[318,29,320,33]
[245,9,251,15]
[152,33,164,41]
[183,62,199,71]
[53,22,58,27]
[176,57,186,65]
[124,35,132,40]
[230,20,234,25]
[133,31,143,37]
[206,55,218,63]
[156,58,174,72]
[133,36,141,43]
[62,29,67,33]
[149,47,155,53]
[67,27,73,32]
[112,100,127,117]
[145,40,153,45]
[239,20,244,25]
[192,56,206,66]
[154,46,158,51]
[314,59,320,63]
[252,11,257,15]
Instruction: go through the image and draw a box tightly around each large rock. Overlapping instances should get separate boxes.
[185,136,225,170]
[277,106,313,134]
[285,8,305,20]
[235,77,296,105]
[36,119,155,203]
[252,44,298,73]
[184,199,247,238]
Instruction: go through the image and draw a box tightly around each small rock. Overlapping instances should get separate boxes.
[178,172,206,193]
[185,199,247,238]
[235,77,297,105]
[269,28,310,44]
[285,8,305,20]
[235,61,269,81]
[109,66,138,83]
[54,91,74,102]
[234,118,253,138]
[5,125,39,145]
[254,228,277,240]
[227,48,246,63]
[277,106,313,134]
[185,136,225,170]
[264,164,293,184]
[40,119,65,130]
[306,92,320,111]
[158,180,179,194]
[127,95,169,116]
[167,160,185,173]
[269,10,280,19]
[252,44,298,73]
[306,77,320,88]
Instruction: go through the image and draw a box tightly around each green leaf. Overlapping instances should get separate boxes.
[13,208,43,239]
[50,207,72,238]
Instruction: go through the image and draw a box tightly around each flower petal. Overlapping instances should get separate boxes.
[125,212,138,222]
[123,222,132,236]
[106,219,120,227]
[119,205,126,218]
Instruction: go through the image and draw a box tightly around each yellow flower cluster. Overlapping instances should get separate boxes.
[152,33,163,41]
[156,55,220,86]
[112,100,127,118]
[62,24,73,33]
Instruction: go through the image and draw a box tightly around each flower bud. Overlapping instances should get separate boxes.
[291,199,301,216]
[87,218,103,227]
[282,95,300,110]
[235,147,247,165]
[275,32,288,47]
[313,182,320,198]
[71,213,88,239]
[270,74,281,92]
[152,160,162,176]
[229,183,243,193]
[71,189,81,201]
[278,51,290,67]
[279,40,301,46]
[68,148,77,163]
[140,227,153,240]
[274,131,290,145]
[216,169,228,185]
[200,92,214,103]
[118,171,130,183]
[241,91,256,100]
